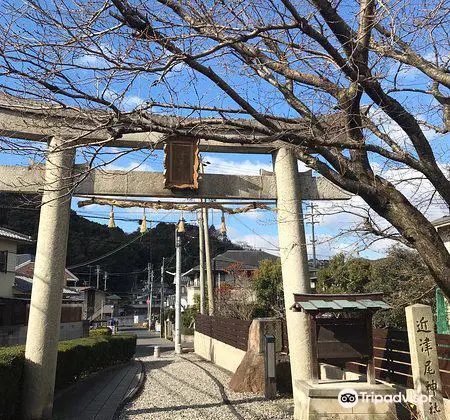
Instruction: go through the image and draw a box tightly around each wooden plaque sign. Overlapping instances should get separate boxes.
[164,138,199,189]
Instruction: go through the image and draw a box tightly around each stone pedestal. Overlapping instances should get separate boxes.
[294,380,397,420]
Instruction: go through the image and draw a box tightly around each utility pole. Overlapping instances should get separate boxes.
[306,203,319,269]
[203,207,214,315]
[175,223,183,354]
[103,271,108,291]
[197,209,206,314]
[200,161,214,315]
[96,265,100,290]
[88,265,92,287]
[147,263,154,331]
[160,257,165,337]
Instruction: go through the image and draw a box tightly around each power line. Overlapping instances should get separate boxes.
[68,230,151,269]
[230,214,280,250]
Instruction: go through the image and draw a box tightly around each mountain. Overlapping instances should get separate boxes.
[0,193,241,293]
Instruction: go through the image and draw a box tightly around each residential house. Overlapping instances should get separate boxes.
[14,255,81,301]
[182,249,322,307]
[0,228,87,344]
[433,215,450,251]
[183,250,278,307]
[15,255,80,287]
[0,227,34,298]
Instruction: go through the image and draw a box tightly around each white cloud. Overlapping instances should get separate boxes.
[203,156,272,175]
[123,95,145,110]
[105,160,155,172]
[202,155,309,176]
[230,232,280,255]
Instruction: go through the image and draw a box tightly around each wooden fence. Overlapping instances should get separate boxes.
[346,328,450,399]
[195,314,251,351]
[197,316,450,397]
[0,298,82,326]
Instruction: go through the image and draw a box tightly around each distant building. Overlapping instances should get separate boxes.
[72,286,110,320]
[433,215,450,252]
[16,257,80,287]
[0,227,34,298]
[182,250,278,307]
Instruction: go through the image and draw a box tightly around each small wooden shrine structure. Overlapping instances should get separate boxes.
[291,293,390,384]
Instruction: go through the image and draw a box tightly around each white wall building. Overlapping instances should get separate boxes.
[0,228,34,298]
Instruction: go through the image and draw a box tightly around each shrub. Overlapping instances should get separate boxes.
[55,335,136,389]
[0,345,25,420]
[0,334,136,420]
[89,327,112,337]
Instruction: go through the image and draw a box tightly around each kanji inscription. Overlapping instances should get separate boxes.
[406,304,445,419]
[164,138,199,189]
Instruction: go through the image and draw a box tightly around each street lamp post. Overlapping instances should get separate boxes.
[174,217,185,354]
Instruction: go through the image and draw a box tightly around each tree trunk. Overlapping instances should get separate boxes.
[361,182,450,298]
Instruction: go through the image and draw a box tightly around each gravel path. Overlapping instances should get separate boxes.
[119,352,294,420]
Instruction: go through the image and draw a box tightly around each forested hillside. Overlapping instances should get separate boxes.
[0,194,241,292]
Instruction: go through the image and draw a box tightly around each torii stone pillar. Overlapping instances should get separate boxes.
[273,148,313,412]
[22,136,75,420]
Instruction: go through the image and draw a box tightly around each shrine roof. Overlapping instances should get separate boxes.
[291,293,390,312]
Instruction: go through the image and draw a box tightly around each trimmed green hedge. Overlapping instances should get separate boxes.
[0,334,136,420]
[89,327,112,337]
[0,345,25,420]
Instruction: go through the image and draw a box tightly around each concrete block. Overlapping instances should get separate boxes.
[294,380,397,420]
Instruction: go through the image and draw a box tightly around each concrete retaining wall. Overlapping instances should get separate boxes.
[0,320,89,346]
[194,330,246,373]
[116,316,134,327]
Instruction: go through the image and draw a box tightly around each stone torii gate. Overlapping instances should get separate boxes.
[0,95,350,420]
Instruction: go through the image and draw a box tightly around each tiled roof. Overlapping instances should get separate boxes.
[0,227,34,243]
[432,215,450,228]
[191,249,278,272]
[291,293,391,312]
[15,261,79,282]
[14,275,79,295]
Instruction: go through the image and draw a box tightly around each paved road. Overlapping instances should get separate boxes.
[52,328,197,419]
[121,328,174,358]
[118,352,294,420]
[52,361,142,420]
[52,328,166,420]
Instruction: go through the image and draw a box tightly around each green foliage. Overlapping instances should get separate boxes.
[367,247,435,328]
[0,335,136,419]
[164,307,175,323]
[193,293,200,311]
[0,345,25,420]
[252,259,283,316]
[316,247,435,328]
[182,306,198,334]
[89,327,112,337]
[56,334,136,389]
[317,253,371,293]
[0,193,242,294]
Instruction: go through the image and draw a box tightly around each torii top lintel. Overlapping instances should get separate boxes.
[0,94,351,201]
[0,94,338,154]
